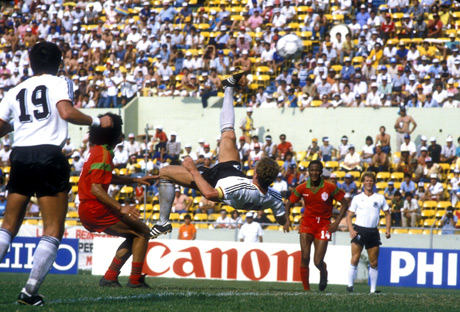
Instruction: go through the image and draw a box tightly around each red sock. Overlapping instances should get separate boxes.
[129,262,143,285]
[104,257,124,281]
[300,266,310,290]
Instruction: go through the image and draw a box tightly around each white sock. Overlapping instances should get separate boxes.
[158,179,175,226]
[348,264,357,287]
[369,266,378,293]
[0,229,13,262]
[25,236,60,295]
[220,87,235,132]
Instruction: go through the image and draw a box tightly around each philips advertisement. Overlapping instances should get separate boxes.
[0,237,79,274]
[378,247,459,289]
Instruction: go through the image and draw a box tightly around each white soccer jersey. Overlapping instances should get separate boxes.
[0,75,73,147]
[349,192,389,228]
[216,176,284,216]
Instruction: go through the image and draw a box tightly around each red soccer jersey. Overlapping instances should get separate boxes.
[78,145,114,202]
[289,178,345,219]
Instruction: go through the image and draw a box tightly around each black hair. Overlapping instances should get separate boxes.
[366,136,373,144]
[29,41,62,75]
[89,113,123,147]
[308,160,323,171]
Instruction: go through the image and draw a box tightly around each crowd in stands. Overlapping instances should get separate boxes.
[1,1,460,108]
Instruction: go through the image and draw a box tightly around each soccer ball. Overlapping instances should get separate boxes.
[276,34,304,60]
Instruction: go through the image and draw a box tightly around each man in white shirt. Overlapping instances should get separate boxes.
[113,144,129,168]
[214,209,232,229]
[125,133,141,157]
[440,136,456,164]
[272,173,288,196]
[0,143,11,166]
[365,83,382,107]
[400,134,417,158]
[401,192,421,227]
[239,212,263,242]
[422,174,444,201]
[346,172,391,294]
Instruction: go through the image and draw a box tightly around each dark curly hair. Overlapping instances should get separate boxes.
[308,160,324,171]
[255,157,280,189]
[88,113,123,147]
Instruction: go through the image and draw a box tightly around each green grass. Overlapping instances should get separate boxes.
[0,272,459,312]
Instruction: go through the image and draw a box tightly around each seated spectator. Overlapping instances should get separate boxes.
[338,135,350,161]
[229,210,244,229]
[0,143,11,167]
[62,137,75,158]
[400,173,416,196]
[254,210,272,229]
[441,136,457,164]
[306,138,320,161]
[384,181,397,201]
[339,173,358,199]
[152,146,172,168]
[391,191,404,226]
[369,144,390,173]
[428,137,442,163]
[248,143,264,169]
[0,192,6,217]
[422,174,444,202]
[272,173,289,199]
[214,209,232,229]
[277,134,293,160]
[172,187,192,214]
[113,144,129,169]
[341,145,362,172]
[415,182,426,200]
[166,132,181,165]
[440,206,458,235]
[319,136,336,162]
[401,192,421,228]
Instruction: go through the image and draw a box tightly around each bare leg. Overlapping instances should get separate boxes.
[348,242,364,288]
[367,246,380,293]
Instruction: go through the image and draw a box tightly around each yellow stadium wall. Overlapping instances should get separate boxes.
[68,97,460,152]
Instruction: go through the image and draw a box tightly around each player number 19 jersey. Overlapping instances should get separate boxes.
[0,75,73,147]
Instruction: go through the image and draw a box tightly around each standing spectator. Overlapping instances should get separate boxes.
[239,212,263,243]
[178,214,196,240]
[428,137,442,163]
[277,134,293,159]
[239,107,255,143]
[346,172,391,294]
[394,107,417,152]
[401,192,421,228]
[166,132,181,165]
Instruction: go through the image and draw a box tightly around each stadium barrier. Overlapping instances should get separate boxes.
[378,247,460,289]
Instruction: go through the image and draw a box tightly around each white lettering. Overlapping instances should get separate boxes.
[11,243,23,269]
[24,243,36,269]
[417,252,443,285]
[390,251,415,283]
[448,253,458,286]
[53,244,77,271]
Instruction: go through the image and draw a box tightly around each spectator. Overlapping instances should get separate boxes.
[166,132,181,165]
[441,136,456,164]
[214,209,232,229]
[340,173,358,199]
[254,210,272,229]
[361,136,375,165]
[277,134,293,159]
[422,173,444,201]
[113,144,129,169]
[70,151,84,177]
[0,192,6,217]
[400,173,417,196]
[125,133,141,157]
[394,107,417,152]
[401,192,421,228]
[240,107,255,142]
[229,210,244,229]
[391,191,404,226]
[62,137,75,158]
[239,212,263,243]
[0,143,11,167]
[178,214,196,240]
[272,173,289,198]
[428,137,442,163]
[384,181,397,201]
[341,145,362,172]
[319,136,335,162]
[369,144,389,173]
[172,187,192,214]
[440,206,458,235]
[338,135,350,161]
[154,125,168,152]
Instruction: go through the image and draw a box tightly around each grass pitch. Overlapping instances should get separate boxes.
[0,272,458,312]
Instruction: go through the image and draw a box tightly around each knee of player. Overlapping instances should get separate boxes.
[313,260,323,268]
[369,260,378,269]
[221,131,236,141]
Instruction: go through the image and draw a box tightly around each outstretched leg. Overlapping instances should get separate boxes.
[219,71,246,164]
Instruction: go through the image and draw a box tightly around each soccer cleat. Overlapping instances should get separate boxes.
[318,265,328,291]
[346,286,354,293]
[99,276,122,288]
[150,222,172,239]
[127,274,151,289]
[17,290,45,306]
[222,71,246,89]
[370,290,382,295]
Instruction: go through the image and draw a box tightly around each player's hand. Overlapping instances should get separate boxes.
[349,229,358,239]
[182,156,197,172]
[328,221,340,233]
[134,175,157,186]
[99,115,113,128]
[385,231,391,239]
[120,205,139,219]
[283,218,291,233]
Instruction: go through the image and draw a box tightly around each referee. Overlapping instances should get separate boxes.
[346,172,391,294]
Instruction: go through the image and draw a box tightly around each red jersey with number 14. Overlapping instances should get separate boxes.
[289,178,344,219]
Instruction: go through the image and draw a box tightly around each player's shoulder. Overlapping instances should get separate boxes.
[267,187,283,201]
